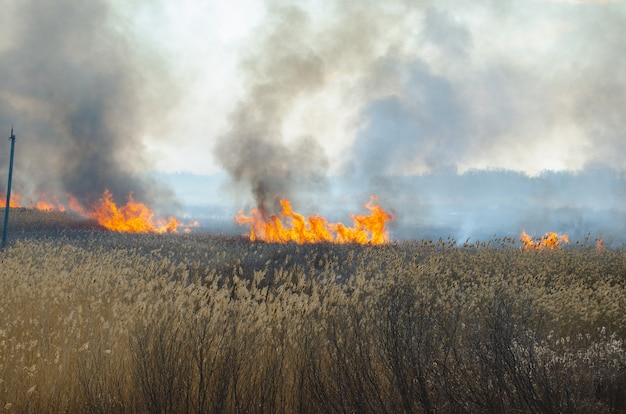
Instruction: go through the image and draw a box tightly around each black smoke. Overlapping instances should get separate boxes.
[0,0,177,209]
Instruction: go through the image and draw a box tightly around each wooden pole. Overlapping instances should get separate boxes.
[2,127,16,248]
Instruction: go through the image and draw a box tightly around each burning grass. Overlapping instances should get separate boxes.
[2,189,184,234]
[235,196,393,244]
[91,189,179,233]
[0,223,625,413]
[521,230,569,250]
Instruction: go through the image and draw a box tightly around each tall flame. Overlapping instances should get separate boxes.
[520,230,569,250]
[236,196,393,244]
[90,189,179,233]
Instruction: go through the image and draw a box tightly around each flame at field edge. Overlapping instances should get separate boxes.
[520,230,569,250]
[2,189,193,234]
[236,196,393,245]
[0,193,22,208]
[89,189,180,233]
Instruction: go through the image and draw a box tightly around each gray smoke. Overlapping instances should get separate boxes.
[213,1,428,214]
[213,0,626,242]
[213,6,328,215]
[0,0,177,209]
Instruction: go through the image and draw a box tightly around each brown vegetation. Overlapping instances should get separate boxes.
[0,210,624,413]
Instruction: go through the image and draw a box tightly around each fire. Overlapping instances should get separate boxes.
[0,193,22,208]
[3,189,187,234]
[31,193,66,212]
[184,220,199,234]
[596,238,604,252]
[236,196,393,244]
[520,230,569,250]
[90,189,179,233]
[67,193,87,216]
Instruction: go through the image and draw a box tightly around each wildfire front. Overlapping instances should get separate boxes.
[236,196,393,245]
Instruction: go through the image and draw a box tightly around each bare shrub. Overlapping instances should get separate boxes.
[0,235,625,413]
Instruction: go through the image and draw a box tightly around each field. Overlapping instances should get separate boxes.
[0,208,625,413]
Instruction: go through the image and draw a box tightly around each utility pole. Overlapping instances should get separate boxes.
[2,127,16,249]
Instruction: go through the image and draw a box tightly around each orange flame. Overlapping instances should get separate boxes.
[67,193,88,216]
[90,189,179,233]
[520,230,569,250]
[236,196,393,244]
[1,189,195,234]
[0,193,22,208]
[596,238,604,252]
[31,193,66,212]
[183,220,199,234]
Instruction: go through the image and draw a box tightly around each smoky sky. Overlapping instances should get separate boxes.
[2,0,622,241]
[210,0,626,241]
[0,0,177,209]
[352,3,626,176]
[213,1,439,212]
[217,1,626,180]
[353,56,469,175]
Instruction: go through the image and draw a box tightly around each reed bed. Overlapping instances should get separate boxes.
[0,222,624,413]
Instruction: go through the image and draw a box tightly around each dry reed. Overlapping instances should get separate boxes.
[0,227,624,413]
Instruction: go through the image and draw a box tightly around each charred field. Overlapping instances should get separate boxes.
[1,208,625,413]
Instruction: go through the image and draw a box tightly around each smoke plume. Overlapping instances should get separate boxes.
[0,0,177,209]
[213,1,429,213]
[213,0,626,242]
[213,6,327,214]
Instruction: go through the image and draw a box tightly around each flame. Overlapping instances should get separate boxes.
[596,238,604,252]
[0,189,196,234]
[67,193,88,216]
[520,230,569,250]
[183,220,199,234]
[31,193,66,212]
[236,196,393,244]
[0,193,22,208]
[90,189,179,233]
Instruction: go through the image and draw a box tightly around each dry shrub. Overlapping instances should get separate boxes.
[0,235,624,413]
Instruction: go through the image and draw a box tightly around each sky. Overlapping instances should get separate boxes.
[0,0,625,240]
[130,0,626,177]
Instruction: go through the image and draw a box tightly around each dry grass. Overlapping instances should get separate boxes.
[0,210,625,413]
[0,208,98,228]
